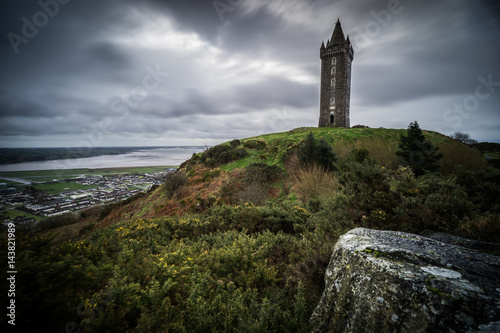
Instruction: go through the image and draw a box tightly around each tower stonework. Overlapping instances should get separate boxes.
[319,19,354,128]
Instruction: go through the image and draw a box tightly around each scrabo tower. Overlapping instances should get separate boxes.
[319,19,354,128]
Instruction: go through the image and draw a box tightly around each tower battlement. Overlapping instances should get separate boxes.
[319,19,354,128]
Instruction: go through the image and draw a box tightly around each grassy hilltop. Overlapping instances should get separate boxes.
[96,126,485,223]
[215,127,484,171]
[6,127,500,332]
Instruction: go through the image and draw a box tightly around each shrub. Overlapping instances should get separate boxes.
[244,163,283,185]
[36,212,80,231]
[237,182,269,206]
[230,139,241,148]
[202,169,222,182]
[243,140,267,150]
[164,170,188,196]
[219,180,241,205]
[392,173,476,232]
[352,148,369,163]
[396,121,443,176]
[339,161,396,223]
[200,145,249,167]
[453,166,500,213]
[297,132,336,171]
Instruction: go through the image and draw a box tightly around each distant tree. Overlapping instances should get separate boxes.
[297,132,336,171]
[451,132,478,145]
[396,121,443,176]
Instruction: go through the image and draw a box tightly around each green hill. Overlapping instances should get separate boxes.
[10,127,499,332]
[212,127,485,171]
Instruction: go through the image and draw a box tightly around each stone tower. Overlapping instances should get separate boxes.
[319,19,354,128]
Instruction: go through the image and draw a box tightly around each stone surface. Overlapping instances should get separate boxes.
[310,228,500,333]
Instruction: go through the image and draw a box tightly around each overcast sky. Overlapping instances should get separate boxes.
[1,0,499,148]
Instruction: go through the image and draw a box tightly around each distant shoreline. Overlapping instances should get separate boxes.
[0,146,205,165]
[0,147,204,172]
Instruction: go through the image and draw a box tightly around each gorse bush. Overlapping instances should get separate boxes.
[244,162,283,185]
[243,139,267,150]
[200,144,249,167]
[230,139,241,148]
[164,170,188,196]
[14,202,314,332]
[453,166,500,213]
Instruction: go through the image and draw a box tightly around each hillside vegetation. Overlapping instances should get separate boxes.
[5,127,499,332]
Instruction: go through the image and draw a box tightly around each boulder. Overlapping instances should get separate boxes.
[310,228,500,333]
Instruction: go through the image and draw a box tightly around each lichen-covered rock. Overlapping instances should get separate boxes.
[310,228,500,333]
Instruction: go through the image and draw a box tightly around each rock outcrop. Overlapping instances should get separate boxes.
[310,228,500,333]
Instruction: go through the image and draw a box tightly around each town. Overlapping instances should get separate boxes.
[0,169,174,225]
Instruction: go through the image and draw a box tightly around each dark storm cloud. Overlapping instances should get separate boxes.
[141,0,223,38]
[0,0,499,146]
[0,90,49,118]
[136,77,315,121]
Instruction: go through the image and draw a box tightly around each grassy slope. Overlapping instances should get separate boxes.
[225,127,484,171]
[96,127,485,226]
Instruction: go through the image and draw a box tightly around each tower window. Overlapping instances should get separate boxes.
[331,79,335,88]
[329,97,335,110]
[332,58,336,65]
[331,68,336,75]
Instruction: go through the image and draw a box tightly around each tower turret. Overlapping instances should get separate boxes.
[319,19,354,128]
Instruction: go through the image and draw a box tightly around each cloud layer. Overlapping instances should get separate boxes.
[1,0,499,147]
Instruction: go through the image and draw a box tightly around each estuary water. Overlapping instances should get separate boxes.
[0,147,205,172]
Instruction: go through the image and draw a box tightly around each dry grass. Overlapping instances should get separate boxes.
[293,164,339,202]
[284,153,301,178]
[437,143,487,173]
[331,136,399,169]
[458,214,500,243]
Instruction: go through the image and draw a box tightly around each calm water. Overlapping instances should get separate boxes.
[0,147,205,172]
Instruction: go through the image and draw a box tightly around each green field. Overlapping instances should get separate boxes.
[0,166,177,183]
[2,207,43,221]
[486,152,500,159]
